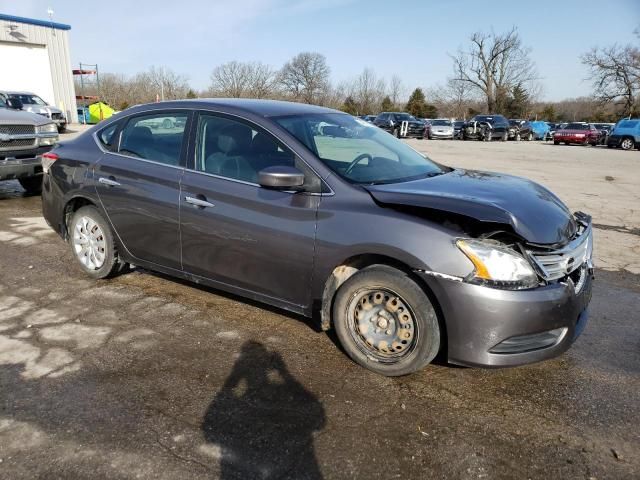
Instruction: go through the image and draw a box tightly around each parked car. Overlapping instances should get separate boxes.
[427,119,454,139]
[607,119,640,150]
[0,91,67,132]
[462,115,510,141]
[374,112,426,139]
[508,119,534,141]
[41,99,593,376]
[0,95,59,194]
[592,123,615,145]
[358,115,377,123]
[453,120,465,139]
[553,123,599,146]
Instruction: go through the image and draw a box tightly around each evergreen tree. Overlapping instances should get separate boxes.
[186,89,197,99]
[505,84,530,118]
[405,88,428,117]
[341,96,359,115]
[381,95,393,112]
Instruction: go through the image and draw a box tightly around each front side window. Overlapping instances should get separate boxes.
[119,113,188,165]
[195,114,296,184]
[276,113,447,185]
[10,94,47,105]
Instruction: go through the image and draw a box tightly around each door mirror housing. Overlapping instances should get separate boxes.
[6,98,23,110]
[258,166,305,190]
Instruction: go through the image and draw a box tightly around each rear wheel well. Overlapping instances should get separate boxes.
[62,197,96,239]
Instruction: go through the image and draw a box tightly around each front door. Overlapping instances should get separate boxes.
[180,112,319,309]
[94,111,190,270]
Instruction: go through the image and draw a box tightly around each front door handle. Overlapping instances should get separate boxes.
[98,176,121,187]
[185,195,215,208]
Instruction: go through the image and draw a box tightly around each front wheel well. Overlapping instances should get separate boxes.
[62,196,96,239]
[319,254,448,361]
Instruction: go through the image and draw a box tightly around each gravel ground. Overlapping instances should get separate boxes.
[0,129,638,479]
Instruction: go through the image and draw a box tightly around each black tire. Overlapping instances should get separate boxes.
[515,133,521,141]
[57,125,67,133]
[554,140,560,145]
[68,205,128,279]
[527,132,533,141]
[501,131,508,142]
[332,265,441,376]
[18,176,42,195]
[620,137,635,150]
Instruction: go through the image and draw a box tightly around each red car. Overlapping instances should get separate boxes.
[553,122,599,146]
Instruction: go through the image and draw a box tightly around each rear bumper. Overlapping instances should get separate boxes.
[418,272,593,367]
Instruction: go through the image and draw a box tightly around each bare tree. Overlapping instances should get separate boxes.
[209,61,277,98]
[451,28,538,113]
[389,75,404,108]
[582,44,640,116]
[348,68,386,114]
[279,52,331,104]
[140,66,190,101]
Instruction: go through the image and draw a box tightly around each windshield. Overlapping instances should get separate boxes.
[393,113,415,121]
[10,94,47,106]
[565,123,589,130]
[472,115,501,124]
[431,120,451,126]
[275,113,446,185]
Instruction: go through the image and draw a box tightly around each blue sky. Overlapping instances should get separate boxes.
[2,0,639,100]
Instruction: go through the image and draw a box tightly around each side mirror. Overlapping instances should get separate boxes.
[258,166,305,190]
[6,98,23,110]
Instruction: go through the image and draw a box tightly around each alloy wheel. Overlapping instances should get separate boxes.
[73,216,106,270]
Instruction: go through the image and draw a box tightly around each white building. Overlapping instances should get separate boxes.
[0,13,77,122]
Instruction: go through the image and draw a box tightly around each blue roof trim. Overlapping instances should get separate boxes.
[0,13,71,31]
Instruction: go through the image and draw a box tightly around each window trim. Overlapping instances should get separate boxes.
[92,106,334,195]
[93,109,193,168]
[186,109,331,195]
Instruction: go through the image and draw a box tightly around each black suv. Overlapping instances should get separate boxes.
[373,112,426,139]
[463,115,510,141]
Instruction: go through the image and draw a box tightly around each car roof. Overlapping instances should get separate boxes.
[126,98,340,118]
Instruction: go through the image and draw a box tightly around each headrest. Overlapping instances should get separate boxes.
[127,126,153,142]
[218,124,252,154]
[251,133,278,154]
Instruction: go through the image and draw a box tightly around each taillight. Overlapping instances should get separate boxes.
[41,152,58,174]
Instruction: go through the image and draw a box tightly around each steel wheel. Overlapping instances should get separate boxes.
[73,215,106,270]
[346,287,418,363]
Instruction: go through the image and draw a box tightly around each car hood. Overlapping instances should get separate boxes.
[364,169,577,245]
[0,108,54,126]
[23,105,63,115]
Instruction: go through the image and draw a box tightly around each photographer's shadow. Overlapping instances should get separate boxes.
[202,341,325,479]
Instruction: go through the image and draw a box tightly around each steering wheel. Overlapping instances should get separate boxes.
[344,153,373,175]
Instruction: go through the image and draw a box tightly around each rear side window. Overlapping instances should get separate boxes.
[98,122,120,151]
[118,113,188,166]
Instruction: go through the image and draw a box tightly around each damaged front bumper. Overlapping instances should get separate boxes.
[415,213,594,367]
[418,269,592,367]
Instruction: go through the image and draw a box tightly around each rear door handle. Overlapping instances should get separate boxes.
[185,196,215,208]
[98,176,121,187]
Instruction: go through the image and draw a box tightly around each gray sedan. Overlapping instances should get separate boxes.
[41,99,593,376]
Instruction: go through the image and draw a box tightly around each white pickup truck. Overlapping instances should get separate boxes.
[0,96,59,194]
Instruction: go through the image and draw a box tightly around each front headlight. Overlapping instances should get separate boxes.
[456,239,539,289]
[37,123,58,134]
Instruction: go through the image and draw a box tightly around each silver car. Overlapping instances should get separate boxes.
[428,119,454,139]
[0,91,67,132]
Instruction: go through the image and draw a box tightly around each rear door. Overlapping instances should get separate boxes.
[179,112,320,309]
[94,110,191,270]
